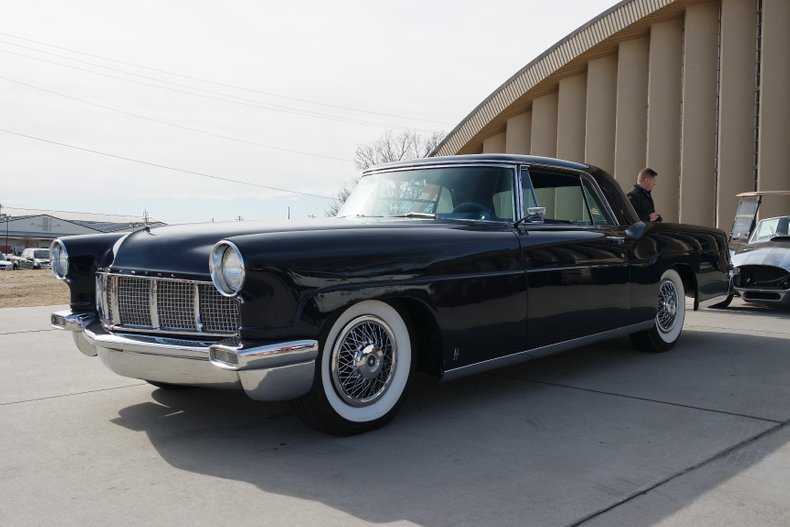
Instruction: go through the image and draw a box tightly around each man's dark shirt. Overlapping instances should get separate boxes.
[627,184,655,222]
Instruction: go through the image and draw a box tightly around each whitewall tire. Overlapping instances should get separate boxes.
[630,269,686,353]
[292,300,412,435]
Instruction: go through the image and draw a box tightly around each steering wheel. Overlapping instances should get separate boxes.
[451,202,496,220]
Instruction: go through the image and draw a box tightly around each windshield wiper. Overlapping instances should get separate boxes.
[391,212,437,219]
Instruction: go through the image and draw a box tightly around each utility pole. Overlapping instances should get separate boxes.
[0,203,7,254]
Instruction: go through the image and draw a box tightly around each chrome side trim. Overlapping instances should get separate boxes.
[441,320,655,382]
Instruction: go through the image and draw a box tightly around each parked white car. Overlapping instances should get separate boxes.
[18,248,51,270]
[0,253,15,271]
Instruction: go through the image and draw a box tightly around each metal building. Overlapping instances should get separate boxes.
[0,208,164,255]
[433,0,789,228]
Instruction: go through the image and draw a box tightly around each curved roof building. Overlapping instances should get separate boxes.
[433,0,789,227]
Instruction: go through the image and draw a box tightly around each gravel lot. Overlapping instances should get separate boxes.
[0,269,70,308]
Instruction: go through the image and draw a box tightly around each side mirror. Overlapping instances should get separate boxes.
[524,207,546,224]
[625,221,648,240]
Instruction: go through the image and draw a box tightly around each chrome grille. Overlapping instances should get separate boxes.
[97,273,239,336]
[157,280,196,330]
[117,277,152,327]
[199,284,239,332]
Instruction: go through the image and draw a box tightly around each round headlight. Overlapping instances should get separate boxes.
[50,239,69,280]
[210,241,245,297]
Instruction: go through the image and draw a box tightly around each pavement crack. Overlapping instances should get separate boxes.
[489,373,782,425]
[0,383,144,406]
[0,328,58,336]
[570,421,789,526]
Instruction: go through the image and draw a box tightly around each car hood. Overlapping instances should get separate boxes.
[732,241,790,270]
[108,217,496,278]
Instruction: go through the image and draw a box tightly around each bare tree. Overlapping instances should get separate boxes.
[326,129,445,216]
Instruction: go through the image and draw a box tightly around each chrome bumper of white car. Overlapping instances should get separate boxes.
[51,310,318,401]
[734,286,790,305]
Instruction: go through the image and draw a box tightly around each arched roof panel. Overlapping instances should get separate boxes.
[433,0,684,156]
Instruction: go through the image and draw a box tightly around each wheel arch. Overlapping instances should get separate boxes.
[672,264,695,295]
[669,263,698,309]
[307,286,445,379]
[387,297,443,378]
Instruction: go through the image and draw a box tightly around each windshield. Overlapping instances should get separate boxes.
[33,249,50,259]
[749,216,790,243]
[338,165,516,221]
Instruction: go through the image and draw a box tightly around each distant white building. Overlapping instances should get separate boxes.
[0,208,164,255]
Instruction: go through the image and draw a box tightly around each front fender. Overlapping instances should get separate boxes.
[228,224,523,339]
[57,232,127,311]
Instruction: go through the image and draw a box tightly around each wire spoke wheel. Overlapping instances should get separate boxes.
[656,279,679,333]
[629,268,686,353]
[331,315,397,407]
[292,300,412,435]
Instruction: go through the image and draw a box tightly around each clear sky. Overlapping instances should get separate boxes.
[1,0,618,225]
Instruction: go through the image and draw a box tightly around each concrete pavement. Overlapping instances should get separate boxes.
[0,301,787,526]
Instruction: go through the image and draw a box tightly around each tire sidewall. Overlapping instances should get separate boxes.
[319,300,411,424]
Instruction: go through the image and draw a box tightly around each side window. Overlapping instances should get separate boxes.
[521,169,612,225]
[746,215,790,242]
[582,178,612,225]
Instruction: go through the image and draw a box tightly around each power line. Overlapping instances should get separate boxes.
[0,42,398,126]
[0,30,450,126]
[0,46,430,130]
[0,128,335,201]
[0,74,353,164]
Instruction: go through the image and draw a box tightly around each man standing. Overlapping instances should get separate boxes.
[627,168,662,222]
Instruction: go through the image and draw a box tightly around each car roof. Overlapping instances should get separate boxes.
[363,154,592,174]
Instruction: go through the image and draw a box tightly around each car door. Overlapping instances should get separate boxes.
[516,166,630,352]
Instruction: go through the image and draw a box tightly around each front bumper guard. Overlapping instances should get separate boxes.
[51,310,318,402]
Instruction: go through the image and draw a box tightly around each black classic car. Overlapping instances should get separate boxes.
[51,154,731,435]
[715,190,790,307]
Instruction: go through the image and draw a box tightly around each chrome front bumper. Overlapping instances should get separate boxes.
[51,310,318,401]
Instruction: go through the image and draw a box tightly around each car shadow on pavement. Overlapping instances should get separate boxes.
[109,327,789,527]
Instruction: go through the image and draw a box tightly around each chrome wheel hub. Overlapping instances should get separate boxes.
[657,280,678,333]
[354,344,385,379]
[331,315,397,407]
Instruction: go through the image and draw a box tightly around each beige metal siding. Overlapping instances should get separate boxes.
[434,0,789,229]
